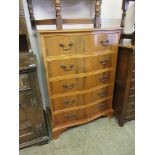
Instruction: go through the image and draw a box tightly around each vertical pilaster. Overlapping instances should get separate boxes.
[54,0,63,29]
[27,0,36,30]
[94,0,101,28]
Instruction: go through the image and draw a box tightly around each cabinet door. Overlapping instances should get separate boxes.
[19,91,47,144]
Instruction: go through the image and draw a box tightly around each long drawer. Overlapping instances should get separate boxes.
[50,70,115,95]
[52,84,113,111]
[54,98,112,126]
[47,52,117,77]
[44,33,119,56]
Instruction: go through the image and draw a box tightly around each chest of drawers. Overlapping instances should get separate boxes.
[113,45,135,126]
[39,29,121,139]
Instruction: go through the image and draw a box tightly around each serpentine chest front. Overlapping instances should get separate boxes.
[39,29,121,139]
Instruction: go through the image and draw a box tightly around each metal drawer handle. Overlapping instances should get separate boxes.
[99,58,110,66]
[63,83,75,90]
[60,64,74,71]
[64,114,76,120]
[96,103,106,110]
[98,75,108,82]
[100,40,110,46]
[59,42,73,50]
[63,99,76,105]
[97,91,107,97]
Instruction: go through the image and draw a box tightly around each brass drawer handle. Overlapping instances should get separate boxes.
[100,40,110,46]
[96,103,106,110]
[99,58,110,66]
[60,64,74,71]
[59,42,73,50]
[63,83,75,90]
[97,91,107,97]
[63,99,76,105]
[98,75,108,82]
[64,114,76,120]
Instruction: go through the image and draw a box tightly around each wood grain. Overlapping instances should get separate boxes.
[39,29,121,139]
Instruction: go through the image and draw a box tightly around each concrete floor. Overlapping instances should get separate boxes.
[20,117,135,155]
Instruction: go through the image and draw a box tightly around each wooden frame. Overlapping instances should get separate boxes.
[27,0,102,30]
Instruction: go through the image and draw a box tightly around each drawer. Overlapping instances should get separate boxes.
[50,78,82,95]
[129,88,135,96]
[86,99,111,117]
[130,80,135,88]
[93,33,119,52]
[19,74,30,91]
[19,121,35,144]
[47,53,116,77]
[47,58,84,77]
[54,110,84,125]
[126,103,135,110]
[128,95,135,103]
[45,34,93,56]
[50,70,115,95]
[52,95,82,111]
[52,85,113,111]
[86,53,117,72]
[131,70,135,79]
[125,110,135,119]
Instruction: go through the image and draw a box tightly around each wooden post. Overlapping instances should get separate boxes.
[54,0,63,29]
[27,0,36,30]
[94,0,101,28]
[121,0,129,27]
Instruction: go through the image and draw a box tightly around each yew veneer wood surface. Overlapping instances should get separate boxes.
[39,28,121,139]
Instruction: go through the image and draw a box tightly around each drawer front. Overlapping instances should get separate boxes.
[48,58,80,77]
[47,53,116,77]
[52,85,113,111]
[86,99,111,117]
[126,103,135,110]
[50,78,82,95]
[129,88,135,96]
[85,53,117,72]
[19,74,30,91]
[125,110,135,119]
[94,33,119,52]
[130,80,135,88]
[52,95,82,111]
[50,70,115,95]
[19,121,35,144]
[128,95,135,103]
[45,35,93,56]
[54,110,84,125]
[90,86,113,102]
[131,70,135,79]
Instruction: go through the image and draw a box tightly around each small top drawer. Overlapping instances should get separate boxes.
[19,74,30,91]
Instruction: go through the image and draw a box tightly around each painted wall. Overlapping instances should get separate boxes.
[22,0,134,108]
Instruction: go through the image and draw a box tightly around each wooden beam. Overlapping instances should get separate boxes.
[32,18,94,26]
